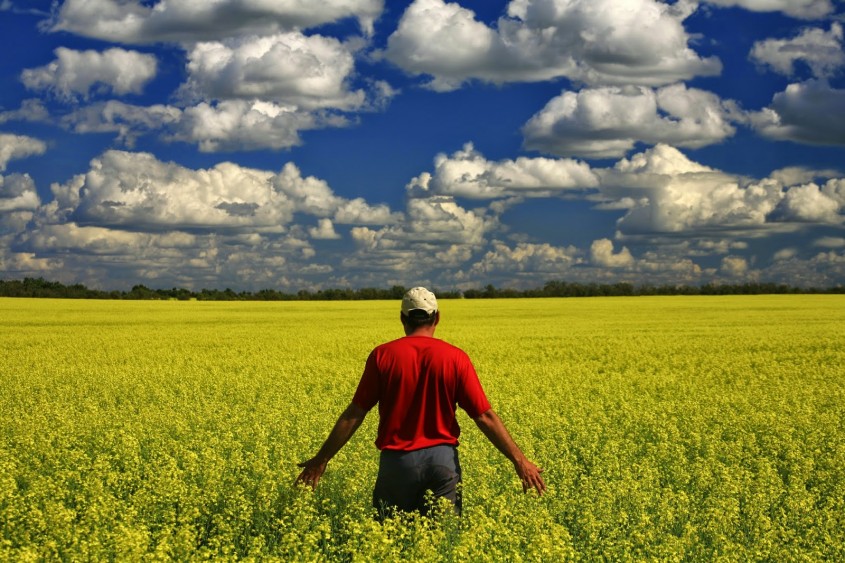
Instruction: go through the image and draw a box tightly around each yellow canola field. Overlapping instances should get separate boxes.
[1,296,844,561]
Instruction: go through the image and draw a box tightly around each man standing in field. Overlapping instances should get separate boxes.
[295,287,546,517]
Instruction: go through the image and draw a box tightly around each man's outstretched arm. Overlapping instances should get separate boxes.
[473,409,547,495]
[295,402,367,489]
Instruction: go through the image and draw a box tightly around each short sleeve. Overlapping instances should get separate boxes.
[455,354,491,419]
[351,349,380,412]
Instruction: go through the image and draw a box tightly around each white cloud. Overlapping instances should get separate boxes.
[180,33,365,111]
[61,98,357,152]
[468,239,581,276]
[814,236,845,248]
[0,133,46,172]
[774,247,798,261]
[703,0,836,19]
[522,84,739,158]
[601,144,785,234]
[174,100,325,152]
[411,143,845,246]
[0,99,50,124]
[0,173,40,213]
[51,0,384,43]
[0,247,62,278]
[720,255,750,277]
[407,142,599,199]
[590,238,634,268]
[693,239,748,255]
[309,218,341,240]
[776,182,843,223]
[405,196,492,245]
[383,0,720,90]
[334,198,401,225]
[64,101,182,147]
[23,223,199,256]
[21,47,157,100]
[763,249,845,287]
[750,23,844,79]
[751,80,845,145]
[343,195,497,280]
[68,151,286,231]
[273,162,400,224]
[15,220,337,290]
[768,166,842,187]
[48,151,400,234]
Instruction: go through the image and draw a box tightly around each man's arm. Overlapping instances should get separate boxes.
[295,402,368,489]
[473,409,546,495]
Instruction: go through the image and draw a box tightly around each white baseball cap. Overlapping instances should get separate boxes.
[401,287,438,318]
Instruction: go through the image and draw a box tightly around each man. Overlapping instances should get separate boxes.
[295,287,546,517]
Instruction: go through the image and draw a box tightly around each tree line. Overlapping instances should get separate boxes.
[0,277,842,300]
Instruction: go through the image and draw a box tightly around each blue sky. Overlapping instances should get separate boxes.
[1,0,844,291]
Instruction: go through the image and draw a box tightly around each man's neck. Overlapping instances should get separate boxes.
[404,326,436,338]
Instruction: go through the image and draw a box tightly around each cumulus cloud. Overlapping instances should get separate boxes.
[405,196,493,245]
[522,84,739,158]
[774,247,799,261]
[0,133,46,173]
[61,98,355,152]
[768,166,842,187]
[720,255,751,278]
[599,144,840,235]
[746,25,845,147]
[403,143,845,247]
[762,249,845,287]
[455,238,712,288]
[703,0,836,20]
[344,195,497,281]
[0,173,40,213]
[21,47,157,100]
[0,247,62,278]
[750,23,844,79]
[693,239,748,255]
[10,140,845,289]
[334,198,401,225]
[751,80,845,145]
[383,0,720,90]
[10,150,413,289]
[272,161,400,225]
[22,223,198,257]
[814,236,845,248]
[175,100,331,152]
[33,2,394,154]
[180,33,365,111]
[775,182,844,223]
[309,218,341,240]
[0,99,50,124]
[406,142,599,199]
[468,239,581,276]
[66,151,285,231]
[63,101,182,147]
[590,238,634,268]
[51,0,385,43]
[13,219,335,290]
[49,150,400,233]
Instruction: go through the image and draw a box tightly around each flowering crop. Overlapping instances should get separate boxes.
[1,296,844,561]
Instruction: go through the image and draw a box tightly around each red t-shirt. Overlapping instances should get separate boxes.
[352,335,491,451]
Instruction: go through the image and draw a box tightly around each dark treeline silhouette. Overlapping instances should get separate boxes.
[1,277,842,300]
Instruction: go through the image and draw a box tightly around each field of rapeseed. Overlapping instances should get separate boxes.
[1,295,844,561]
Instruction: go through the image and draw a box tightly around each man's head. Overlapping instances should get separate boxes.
[401,287,439,332]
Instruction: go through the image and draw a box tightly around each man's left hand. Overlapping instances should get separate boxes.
[295,458,328,489]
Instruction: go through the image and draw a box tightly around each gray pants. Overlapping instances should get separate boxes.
[372,444,462,518]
